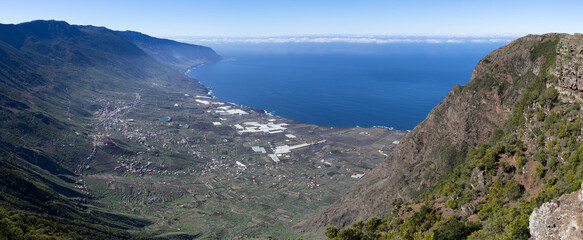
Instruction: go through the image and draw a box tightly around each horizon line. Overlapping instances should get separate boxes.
[169,34,526,45]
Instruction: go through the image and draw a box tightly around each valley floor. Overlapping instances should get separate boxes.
[82,80,405,239]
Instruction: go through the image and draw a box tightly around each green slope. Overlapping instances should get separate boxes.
[0,20,218,239]
[325,34,583,240]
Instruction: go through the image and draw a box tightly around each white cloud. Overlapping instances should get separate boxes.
[470,38,513,43]
[173,34,517,45]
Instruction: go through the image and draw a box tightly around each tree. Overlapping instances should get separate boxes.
[434,218,481,240]
[326,226,339,239]
[504,179,523,200]
[337,228,363,240]
[365,216,382,233]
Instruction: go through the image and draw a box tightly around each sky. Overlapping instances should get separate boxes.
[1,0,582,38]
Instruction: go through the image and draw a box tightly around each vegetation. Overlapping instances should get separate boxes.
[0,206,83,240]
[325,35,574,240]
[2,20,406,239]
[0,20,205,239]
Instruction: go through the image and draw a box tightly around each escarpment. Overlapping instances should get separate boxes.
[296,34,567,232]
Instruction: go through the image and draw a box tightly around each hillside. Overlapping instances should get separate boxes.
[116,30,222,71]
[0,20,407,239]
[8,20,581,240]
[0,20,218,239]
[303,34,583,239]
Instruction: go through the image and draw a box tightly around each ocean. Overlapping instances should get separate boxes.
[187,42,506,130]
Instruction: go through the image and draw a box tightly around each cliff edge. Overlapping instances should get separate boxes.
[296,34,568,233]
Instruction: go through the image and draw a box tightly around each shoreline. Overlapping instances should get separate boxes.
[185,65,410,131]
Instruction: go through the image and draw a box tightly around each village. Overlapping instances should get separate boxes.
[80,85,406,237]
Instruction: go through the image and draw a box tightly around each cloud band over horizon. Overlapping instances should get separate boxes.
[173,35,519,45]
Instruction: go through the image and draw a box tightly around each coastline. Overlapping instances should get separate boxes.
[185,64,411,131]
[182,45,493,131]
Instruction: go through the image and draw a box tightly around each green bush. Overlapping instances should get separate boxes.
[536,135,545,147]
[536,110,546,121]
[535,149,547,165]
[504,214,530,240]
[434,218,481,240]
[337,228,363,240]
[516,155,526,168]
[365,217,382,233]
[539,87,559,108]
[446,199,459,209]
[500,161,513,173]
[490,129,505,144]
[547,156,558,171]
[326,226,339,239]
[536,164,545,178]
[504,179,523,200]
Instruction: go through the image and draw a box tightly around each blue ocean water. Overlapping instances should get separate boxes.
[188,42,504,130]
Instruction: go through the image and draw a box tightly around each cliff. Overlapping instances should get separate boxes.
[297,34,569,233]
[528,33,583,240]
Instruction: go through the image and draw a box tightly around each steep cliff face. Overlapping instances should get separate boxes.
[555,34,583,92]
[297,34,565,232]
[527,33,583,240]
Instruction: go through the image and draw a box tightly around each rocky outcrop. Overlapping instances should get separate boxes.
[529,183,583,240]
[555,34,583,92]
[295,34,565,233]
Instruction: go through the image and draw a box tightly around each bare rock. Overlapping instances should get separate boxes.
[529,183,583,240]
[470,168,486,190]
[295,34,568,234]
[555,36,583,92]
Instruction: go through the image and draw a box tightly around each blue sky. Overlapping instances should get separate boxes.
[1,0,582,38]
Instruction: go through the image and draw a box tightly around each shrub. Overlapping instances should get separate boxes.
[500,161,513,173]
[547,156,558,171]
[546,111,559,124]
[536,164,545,178]
[536,135,545,147]
[326,226,339,239]
[536,111,546,121]
[337,228,363,240]
[535,149,547,166]
[446,199,459,209]
[539,87,559,108]
[434,218,481,240]
[516,155,526,168]
[365,217,382,234]
[504,214,530,240]
[490,129,505,144]
[504,179,523,200]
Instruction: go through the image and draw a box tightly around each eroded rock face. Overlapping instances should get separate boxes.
[555,34,583,92]
[295,34,566,233]
[529,183,583,240]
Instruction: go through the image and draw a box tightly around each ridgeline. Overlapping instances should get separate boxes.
[0,20,220,239]
[304,34,583,240]
[3,19,583,240]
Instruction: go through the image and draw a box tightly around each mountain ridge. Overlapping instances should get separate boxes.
[305,33,583,239]
[116,30,222,71]
[4,19,582,240]
[0,20,221,239]
[0,19,403,239]
[296,33,571,234]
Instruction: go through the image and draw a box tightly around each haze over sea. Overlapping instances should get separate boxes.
[188,39,508,130]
